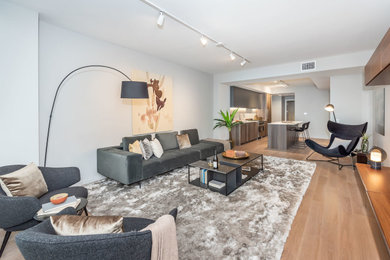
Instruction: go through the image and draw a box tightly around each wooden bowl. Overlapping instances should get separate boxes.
[222,150,250,160]
[50,193,68,204]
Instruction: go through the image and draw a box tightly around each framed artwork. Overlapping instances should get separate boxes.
[375,88,385,136]
[131,70,173,134]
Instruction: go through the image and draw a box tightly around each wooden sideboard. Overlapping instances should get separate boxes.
[356,163,390,254]
[365,27,390,86]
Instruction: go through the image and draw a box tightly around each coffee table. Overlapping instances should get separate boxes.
[34,197,88,221]
[188,152,263,195]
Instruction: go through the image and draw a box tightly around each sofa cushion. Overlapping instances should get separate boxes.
[142,158,161,179]
[189,142,221,160]
[122,134,152,151]
[180,129,200,145]
[157,150,197,172]
[200,140,224,154]
[155,132,179,151]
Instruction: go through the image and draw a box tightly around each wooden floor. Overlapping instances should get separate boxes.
[236,138,390,260]
[2,137,389,259]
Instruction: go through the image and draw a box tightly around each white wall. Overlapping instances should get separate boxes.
[271,96,282,122]
[39,22,213,184]
[330,72,373,141]
[0,2,39,165]
[271,86,330,138]
[373,86,390,166]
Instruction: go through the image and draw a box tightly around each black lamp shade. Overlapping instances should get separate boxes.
[121,81,149,99]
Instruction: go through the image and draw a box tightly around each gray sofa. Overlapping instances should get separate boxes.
[15,207,178,260]
[97,129,224,185]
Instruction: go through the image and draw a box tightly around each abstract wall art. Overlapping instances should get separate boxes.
[131,70,173,134]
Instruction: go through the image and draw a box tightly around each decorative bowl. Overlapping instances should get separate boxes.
[50,193,68,204]
[222,150,250,160]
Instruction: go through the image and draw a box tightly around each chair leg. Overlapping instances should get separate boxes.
[0,231,11,258]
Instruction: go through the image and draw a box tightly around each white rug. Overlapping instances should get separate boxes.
[85,156,316,259]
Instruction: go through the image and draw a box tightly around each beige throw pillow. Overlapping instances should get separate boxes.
[176,134,191,149]
[0,163,48,197]
[129,140,142,155]
[50,215,124,236]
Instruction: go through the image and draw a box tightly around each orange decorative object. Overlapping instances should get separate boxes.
[50,193,68,204]
[225,150,235,158]
[222,150,250,160]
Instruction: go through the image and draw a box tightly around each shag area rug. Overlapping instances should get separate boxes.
[85,156,316,259]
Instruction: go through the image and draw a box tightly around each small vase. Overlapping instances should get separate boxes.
[361,139,369,153]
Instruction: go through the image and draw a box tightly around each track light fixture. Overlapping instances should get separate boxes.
[141,0,249,67]
[157,11,165,27]
[230,52,236,61]
[200,35,208,46]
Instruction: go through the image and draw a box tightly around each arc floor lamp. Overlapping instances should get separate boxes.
[44,65,149,167]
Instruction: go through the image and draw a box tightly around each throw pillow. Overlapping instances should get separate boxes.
[129,140,142,155]
[150,138,164,158]
[176,134,191,149]
[0,163,48,197]
[50,215,123,236]
[329,137,351,150]
[139,138,153,160]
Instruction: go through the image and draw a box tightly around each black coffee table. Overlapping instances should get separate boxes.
[188,152,263,195]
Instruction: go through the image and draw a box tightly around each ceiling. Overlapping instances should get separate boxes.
[241,78,316,93]
[6,0,390,73]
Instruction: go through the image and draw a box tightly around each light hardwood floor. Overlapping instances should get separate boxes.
[236,138,390,260]
[1,137,389,259]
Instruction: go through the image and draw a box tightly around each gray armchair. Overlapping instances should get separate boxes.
[15,208,178,260]
[0,165,88,257]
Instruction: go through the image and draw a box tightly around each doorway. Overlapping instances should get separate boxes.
[286,100,295,121]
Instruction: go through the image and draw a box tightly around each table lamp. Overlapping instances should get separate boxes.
[369,147,387,170]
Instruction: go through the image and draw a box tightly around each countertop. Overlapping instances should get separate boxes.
[268,121,302,125]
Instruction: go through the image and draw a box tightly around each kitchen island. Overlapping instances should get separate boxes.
[268,121,301,150]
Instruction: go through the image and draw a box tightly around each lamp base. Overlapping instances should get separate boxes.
[370,161,382,170]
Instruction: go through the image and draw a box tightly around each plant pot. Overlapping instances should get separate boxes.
[229,131,234,148]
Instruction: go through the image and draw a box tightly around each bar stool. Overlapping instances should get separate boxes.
[292,122,310,147]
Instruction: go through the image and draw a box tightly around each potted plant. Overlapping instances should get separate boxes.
[361,134,370,153]
[213,108,242,148]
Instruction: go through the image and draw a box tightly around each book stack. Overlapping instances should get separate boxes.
[200,169,209,186]
[37,196,81,217]
[208,180,225,190]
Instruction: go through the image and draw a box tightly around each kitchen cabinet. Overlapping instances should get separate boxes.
[365,28,390,86]
[230,86,264,109]
[231,121,259,146]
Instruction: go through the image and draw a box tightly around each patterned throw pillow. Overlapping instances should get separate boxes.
[139,138,153,160]
[150,138,164,158]
[128,140,142,155]
[176,134,191,149]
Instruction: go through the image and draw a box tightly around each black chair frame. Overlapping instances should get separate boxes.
[305,121,368,170]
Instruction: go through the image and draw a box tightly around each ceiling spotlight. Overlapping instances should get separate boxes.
[157,11,165,28]
[216,42,224,47]
[200,35,208,46]
[230,52,236,61]
[240,59,247,67]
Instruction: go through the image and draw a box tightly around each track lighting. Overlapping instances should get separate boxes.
[141,0,250,66]
[157,11,165,27]
[230,52,236,61]
[200,35,208,46]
